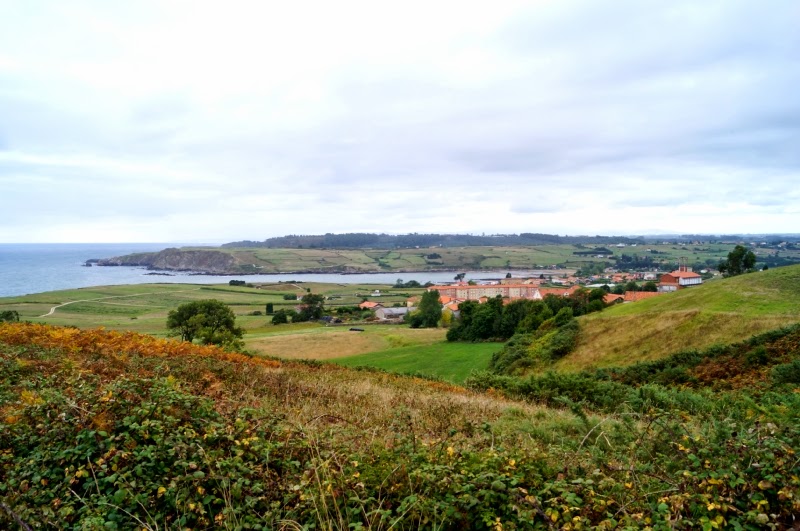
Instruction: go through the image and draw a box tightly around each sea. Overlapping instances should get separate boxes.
[0,243,530,298]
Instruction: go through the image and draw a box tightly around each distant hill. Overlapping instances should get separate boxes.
[223,232,646,249]
[559,264,800,371]
[223,232,800,249]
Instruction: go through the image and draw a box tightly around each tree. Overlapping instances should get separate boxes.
[407,290,442,328]
[166,300,244,348]
[271,309,296,325]
[642,281,658,292]
[718,245,757,276]
[266,303,274,315]
[0,310,20,322]
[294,293,325,322]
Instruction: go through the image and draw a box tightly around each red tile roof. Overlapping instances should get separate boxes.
[669,270,701,279]
[623,291,663,302]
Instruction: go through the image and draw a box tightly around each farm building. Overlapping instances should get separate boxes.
[659,265,702,292]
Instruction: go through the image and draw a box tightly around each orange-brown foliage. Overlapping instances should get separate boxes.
[0,322,280,370]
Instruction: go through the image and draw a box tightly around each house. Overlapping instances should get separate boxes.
[359,301,383,310]
[535,286,581,299]
[604,293,625,305]
[442,301,461,319]
[428,283,579,302]
[658,265,702,292]
[375,307,410,320]
[623,291,663,302]
[430,283,541,301]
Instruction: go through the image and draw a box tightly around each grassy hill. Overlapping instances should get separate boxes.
[2,321,800,528]
[95,242,764,275]
[559,265,800,371]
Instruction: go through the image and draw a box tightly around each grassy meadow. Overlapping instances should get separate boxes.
[0,281,422,335]
[559,264,800,371]
[334,341,500,384]
[3,264,800,382]
[0,280,500,383]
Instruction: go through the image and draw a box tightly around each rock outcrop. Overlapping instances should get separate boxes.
[97,249,239,274]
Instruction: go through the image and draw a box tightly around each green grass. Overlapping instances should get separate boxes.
[333,341,500,383]
[559,264,800,371]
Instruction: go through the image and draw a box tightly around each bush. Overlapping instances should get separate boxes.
[0,310,19,323]
[745,345,769,367]
[771,359,800,384]
[489,318,579,375]
[271,309,296,325]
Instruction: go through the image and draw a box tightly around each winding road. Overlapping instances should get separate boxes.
[38,288,201,318]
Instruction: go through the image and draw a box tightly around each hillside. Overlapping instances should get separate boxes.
[91,241,784,276]
[93,244,606,275]
[2,322,799,528]
[560,264,800,371]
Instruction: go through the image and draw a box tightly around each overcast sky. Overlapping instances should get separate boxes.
[1,1,798,243]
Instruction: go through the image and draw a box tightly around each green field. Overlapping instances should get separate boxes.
[112,241,781,275]
[334,341,500,383]
[0,282,424,339]
[3,264,799,383]
[0,279,498,382]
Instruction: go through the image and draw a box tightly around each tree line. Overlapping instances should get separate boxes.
[446,288,606,342]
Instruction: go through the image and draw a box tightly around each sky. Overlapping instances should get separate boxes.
[0,0,798,243]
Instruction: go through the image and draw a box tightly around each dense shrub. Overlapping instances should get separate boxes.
[771,359,800,384]
[488,312,580,375]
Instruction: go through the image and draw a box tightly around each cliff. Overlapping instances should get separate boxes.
[97,248,239,274]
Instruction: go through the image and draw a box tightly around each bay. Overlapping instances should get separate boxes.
[0,244,547,298]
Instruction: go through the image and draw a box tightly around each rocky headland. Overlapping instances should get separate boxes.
[96,248,240,274]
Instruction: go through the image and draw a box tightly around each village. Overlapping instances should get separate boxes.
[357,262,705,321]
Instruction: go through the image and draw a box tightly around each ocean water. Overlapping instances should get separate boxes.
[0,243,175,297]
[0,244,525,298]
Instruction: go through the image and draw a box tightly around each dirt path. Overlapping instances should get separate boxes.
[38,288,202,318]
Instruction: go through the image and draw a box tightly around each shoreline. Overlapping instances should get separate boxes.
[94,264,567,277]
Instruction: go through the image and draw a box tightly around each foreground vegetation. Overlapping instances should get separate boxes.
[2,322,800,529]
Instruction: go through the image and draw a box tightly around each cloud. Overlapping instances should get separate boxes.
[0,0,798,242]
